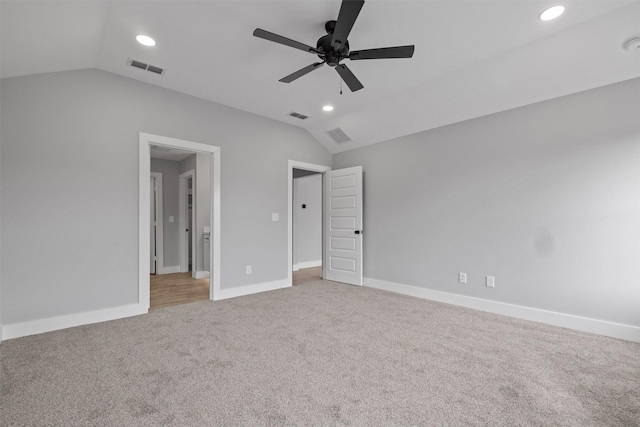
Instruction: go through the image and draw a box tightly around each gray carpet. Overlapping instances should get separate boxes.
[1,280,639,426]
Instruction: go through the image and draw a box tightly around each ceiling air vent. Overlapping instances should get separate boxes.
[127,58,165,75]
[289,112,308,120]
[327,127,352,143]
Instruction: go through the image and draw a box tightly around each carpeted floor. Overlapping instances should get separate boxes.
[1,280,639,426]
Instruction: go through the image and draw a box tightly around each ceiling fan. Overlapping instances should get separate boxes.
[253,0,415,92]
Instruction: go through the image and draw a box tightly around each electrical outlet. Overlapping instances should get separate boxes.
[458,272,467,284]
[486,276,495,288]
[246,265,252,275]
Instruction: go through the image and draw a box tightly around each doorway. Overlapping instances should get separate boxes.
[149,152,205,309]
[287,161,331,286]
[139,133,221,311]
[292,168,323,285]
[287,160,364,288]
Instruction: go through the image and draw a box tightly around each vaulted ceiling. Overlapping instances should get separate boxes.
[2,1,638,153]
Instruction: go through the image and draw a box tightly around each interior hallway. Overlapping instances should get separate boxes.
[293,266,322,286]
[150,273,209,309]
[151,266,321,310]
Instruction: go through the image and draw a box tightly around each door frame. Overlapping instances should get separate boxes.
[178,169,195,273]
[150,172,164,274]
[287,160,332,286]
[139,133,221,309]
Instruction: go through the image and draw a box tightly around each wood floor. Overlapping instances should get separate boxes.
[150,266,321,310]
[150,273,209,310]
[293,266,322,286]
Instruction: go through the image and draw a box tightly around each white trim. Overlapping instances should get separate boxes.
[215,279,289,301]
[0,326,3,343]
[179,169,195,273]
[140,133,221,309]
[158,265,180,275]
[139,139,151,308]
[2,304,147,340]
[288,160,331,286]
[365,277,640,343]
[193,270,210,279]
[296,260,322,269]
[150,172,164,274]
[210,147,221,301]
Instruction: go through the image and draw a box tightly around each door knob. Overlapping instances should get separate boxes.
[354,230,361,234]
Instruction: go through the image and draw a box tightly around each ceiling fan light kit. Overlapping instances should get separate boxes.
[253,0,415,92]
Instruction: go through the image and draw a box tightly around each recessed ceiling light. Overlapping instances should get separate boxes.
[322,105,334,112]
[136,34,156,47]
[539,5,565,21]
[623,36,640,52]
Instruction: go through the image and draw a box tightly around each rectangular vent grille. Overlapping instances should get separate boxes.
[289,112,308,120]
[327,127,352,143]
[128,58,165,75]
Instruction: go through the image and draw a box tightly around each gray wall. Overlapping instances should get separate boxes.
[180,154,196,174]
[0,68,331,325]
[333,78,640,327]
[293,174,322,266]
[151,158,181,268]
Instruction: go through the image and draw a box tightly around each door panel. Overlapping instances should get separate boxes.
[324,166,363,286]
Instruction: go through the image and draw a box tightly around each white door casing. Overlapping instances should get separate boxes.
[150,176,156,274]
[139,133,220,309]
[324,166,363,286]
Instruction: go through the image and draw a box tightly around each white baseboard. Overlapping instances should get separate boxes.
[293,264,299,272]
[193,270,210,279]
[0,325,3,344]
[2,303,147,340]
[214,279,290,301]
[297,260,322,269]
[158,265,180,274]
[364,278,640,343]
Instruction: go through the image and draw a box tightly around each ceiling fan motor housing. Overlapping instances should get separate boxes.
[317,20,349,67]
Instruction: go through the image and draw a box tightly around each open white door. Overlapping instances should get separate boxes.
[324,166,363,286]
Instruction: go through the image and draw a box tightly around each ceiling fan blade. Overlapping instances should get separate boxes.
[253,28,320,54]
[331,0,365,49]
[335,64,364,92]
[349,45,415,60]
[279,62,325,83]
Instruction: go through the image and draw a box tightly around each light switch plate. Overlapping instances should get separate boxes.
[169,216,174,223]
[272,213,279,221]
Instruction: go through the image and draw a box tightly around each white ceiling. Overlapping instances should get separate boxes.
[2,1,639,154]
